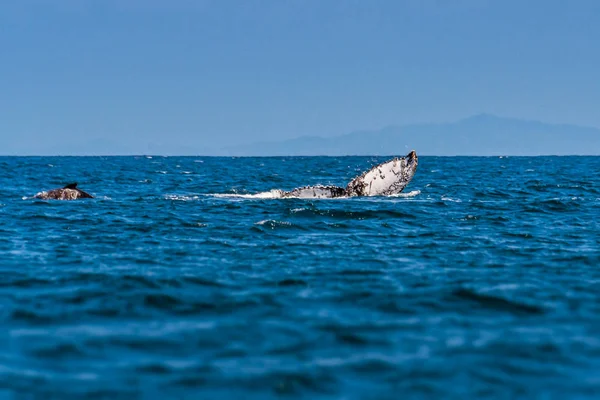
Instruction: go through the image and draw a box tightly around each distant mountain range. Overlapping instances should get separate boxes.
[2,114,599,156]
[219,114,600,156]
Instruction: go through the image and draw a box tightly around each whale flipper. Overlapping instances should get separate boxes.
[76,189,94,199]
[346,150,418,197]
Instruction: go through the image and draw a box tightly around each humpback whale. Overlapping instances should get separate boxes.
[34,183,94,200]
[281,150,418,198]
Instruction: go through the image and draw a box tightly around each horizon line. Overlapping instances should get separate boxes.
[1,154,599,157]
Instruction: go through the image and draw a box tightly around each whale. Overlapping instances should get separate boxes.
[34,183,94,200]
[281,150,418,199]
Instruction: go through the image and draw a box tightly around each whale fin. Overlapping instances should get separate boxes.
[63,183,78,189]
[346,150,418,196]
[77,190,94,199]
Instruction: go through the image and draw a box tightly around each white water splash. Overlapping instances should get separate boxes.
[255,219,292,226]
[389,190,421,198]
[164,195,200,201]
[290,207,308,213]
[211,190,285,199]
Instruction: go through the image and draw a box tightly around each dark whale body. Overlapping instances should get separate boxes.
[34,183,94,200]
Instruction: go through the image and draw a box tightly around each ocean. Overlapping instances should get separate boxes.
[1,155,599,399]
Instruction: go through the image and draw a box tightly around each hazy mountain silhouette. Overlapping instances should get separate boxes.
[2,114,598,155]
[220,114,600,156]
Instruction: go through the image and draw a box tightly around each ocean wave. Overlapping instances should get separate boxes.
[441,196,462,202]
[2,155,599,399]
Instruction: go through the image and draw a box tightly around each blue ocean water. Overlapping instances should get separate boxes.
[0,156,599,399]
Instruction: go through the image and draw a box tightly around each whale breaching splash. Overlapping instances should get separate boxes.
[34,183,94,200]
[279,150,418,199]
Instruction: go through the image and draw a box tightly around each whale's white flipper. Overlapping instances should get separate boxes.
[346,150,418,197]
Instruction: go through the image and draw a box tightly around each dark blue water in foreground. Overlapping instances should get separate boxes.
[1,156,599,399]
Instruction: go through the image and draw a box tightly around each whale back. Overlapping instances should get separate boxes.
[36,188,81,200]
[283,185,346,199]
[34,183,94,200]
[346,151,418,197]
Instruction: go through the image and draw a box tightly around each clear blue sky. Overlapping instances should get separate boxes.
[1,0,599,154]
